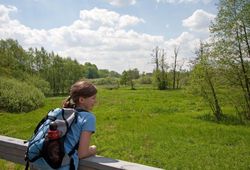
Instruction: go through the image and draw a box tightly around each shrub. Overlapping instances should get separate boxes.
[0,77,45,112]
[91,77,120,89]
[23,74,50,95]
[138,75,152,84]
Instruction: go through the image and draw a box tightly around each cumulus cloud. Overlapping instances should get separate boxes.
[0,4,17,21]
[0,5,161,73]
[163,32,200,65]
[104,0,136,7]
[182,9,215,33]
[78,8,145,29]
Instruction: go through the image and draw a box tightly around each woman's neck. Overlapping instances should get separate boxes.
[75,106,89,112]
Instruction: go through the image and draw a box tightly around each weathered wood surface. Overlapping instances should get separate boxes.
[0,135,163,170]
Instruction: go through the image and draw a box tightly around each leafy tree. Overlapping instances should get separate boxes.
[120,68,140,89]
[210,0,250,119]
[120,71,129,86]
[98,69,110,78]
[109,71,121,78]
[152,46,168,90]
[191,42,223,121]
[0,39,30,77]
[138,72,152,84]
[83,62,99,79]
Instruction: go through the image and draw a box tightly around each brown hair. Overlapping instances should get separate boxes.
[63,80,97,108]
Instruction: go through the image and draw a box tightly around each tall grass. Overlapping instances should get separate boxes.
[0,88,250,169]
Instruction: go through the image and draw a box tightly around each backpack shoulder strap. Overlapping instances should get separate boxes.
[33,110,57,134]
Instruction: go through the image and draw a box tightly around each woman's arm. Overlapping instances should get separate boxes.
[78,131,97,159]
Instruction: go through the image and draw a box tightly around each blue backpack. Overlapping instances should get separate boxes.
[24,108,86,170]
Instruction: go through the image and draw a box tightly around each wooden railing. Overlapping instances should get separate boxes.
[0,135,162,170]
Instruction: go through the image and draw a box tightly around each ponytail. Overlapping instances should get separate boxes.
[62,96,75,108]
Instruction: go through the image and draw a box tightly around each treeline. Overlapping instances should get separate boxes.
[0,39,123,112]
[0,39,121,95]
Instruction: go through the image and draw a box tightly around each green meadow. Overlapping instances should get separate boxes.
[0,87,250,170]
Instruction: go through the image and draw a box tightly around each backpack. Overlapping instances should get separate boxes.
[24,108,85,170]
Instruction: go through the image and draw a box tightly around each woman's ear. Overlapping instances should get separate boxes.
[79,96,85,104]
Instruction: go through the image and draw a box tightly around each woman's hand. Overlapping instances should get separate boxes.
[89,145,97,155]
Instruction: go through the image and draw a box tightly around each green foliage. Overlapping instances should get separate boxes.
[137,74,152,84]
[98,69,121,78]
[109,70,121,78]
[120,68,140,89]
[91,77,120,89]
[0,39,123,96]
[152,69,168,90]
[83,62,99,79]
[151,46,169,90]
[0,77,45,112]
[98,69,109,78]
[19,73,50,95]
[190,42,224,121]
[210,0,250,119]
[0,39,31,77]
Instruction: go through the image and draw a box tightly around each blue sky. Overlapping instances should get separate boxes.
[0,0,218,73]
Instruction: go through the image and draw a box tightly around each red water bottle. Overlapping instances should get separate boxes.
[47,122,60,140]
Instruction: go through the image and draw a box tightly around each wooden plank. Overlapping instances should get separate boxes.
[80,156,163,170]
[0,136,27,165]
[0,135,163,170]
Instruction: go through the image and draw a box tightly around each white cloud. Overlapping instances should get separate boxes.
[78,8,144,30]
[0,4,17,22]
[118,15,145,29]
[104,0,136,7]
[164,32,199,61]
[0,5,161,73]
[182,9,215,33]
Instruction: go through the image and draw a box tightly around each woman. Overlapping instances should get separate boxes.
[62,80,98,169]
[32,80,98,170]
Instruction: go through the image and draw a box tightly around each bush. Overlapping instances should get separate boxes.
[138,76,152,84]
[0,77,45,112]
[91,77,120,89]
[23,74,50,95]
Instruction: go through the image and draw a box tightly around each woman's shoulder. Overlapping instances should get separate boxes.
[78,110,95,119]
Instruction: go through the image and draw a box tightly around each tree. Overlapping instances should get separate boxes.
[83,62,99,79]
[172,46,180,89]
[191,42,223,121]
[210,0,250,119]
[152,46,168,90]
[109,71,121,78]
[0,39,30,77]
[98,69,109,78]
[120,71,129,86]
[120,68,140,90]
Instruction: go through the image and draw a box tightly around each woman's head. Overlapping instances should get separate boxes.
[63,80,97,110]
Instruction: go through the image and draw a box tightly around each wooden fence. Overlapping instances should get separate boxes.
[0,135,163,170]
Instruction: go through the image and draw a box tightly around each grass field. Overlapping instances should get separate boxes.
[0,87,250,169]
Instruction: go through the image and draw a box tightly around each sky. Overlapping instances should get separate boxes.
[0,0,218,73]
